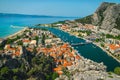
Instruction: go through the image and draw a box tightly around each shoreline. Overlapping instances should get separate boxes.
[58,28,120,63]
[4,27,28,39]
[93,42,120,63]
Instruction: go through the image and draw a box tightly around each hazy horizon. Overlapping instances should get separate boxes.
[0,0,120,17]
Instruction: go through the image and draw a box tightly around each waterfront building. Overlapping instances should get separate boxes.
[108,44,120,53]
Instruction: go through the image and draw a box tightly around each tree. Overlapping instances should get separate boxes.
[35,36,39,42]
[32,57,38,65]
[0,67,10,76]
[100,43,104,47]
[106,34,114,38]
[13,76,18,80]
[16,36,20,39]
[75,15,92,24]
[0,67,14,79]
[114,67,120,75]
[95,39,100,42]
[63,68,70,78]
[52,72,59,80]
[7,39,13,44]
[86,30,91,36]
[27,68,38,76]
[17,41,23,45]
[41,33,45,45]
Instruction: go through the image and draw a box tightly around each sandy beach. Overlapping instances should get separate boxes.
[5,27,28,39]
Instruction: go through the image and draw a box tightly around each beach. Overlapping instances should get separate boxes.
[5,27,28,39]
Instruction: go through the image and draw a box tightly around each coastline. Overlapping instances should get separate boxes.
[5,27,28,39]
[58,28,120,63]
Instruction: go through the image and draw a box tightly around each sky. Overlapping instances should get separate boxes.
[0,0,120,17]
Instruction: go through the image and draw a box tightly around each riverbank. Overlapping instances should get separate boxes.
[60,28,120,63]
[45,27,120,70]
[93,42,120,63]
[5,27,28,39]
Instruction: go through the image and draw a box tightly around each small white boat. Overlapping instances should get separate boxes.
[93,46,96,48]
[10,25,25,28]
[10,25,16,28]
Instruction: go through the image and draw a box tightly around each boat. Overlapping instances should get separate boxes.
[10,25,25,28]
[10,25,16,28]
[93,46,96,48]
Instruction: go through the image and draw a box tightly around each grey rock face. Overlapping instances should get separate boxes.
[92,2,120,33]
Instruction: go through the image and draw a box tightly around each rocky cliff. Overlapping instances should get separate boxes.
[76,2,120,34]
[92,2,120,31]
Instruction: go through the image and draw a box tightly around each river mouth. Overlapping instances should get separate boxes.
[35,26,120,71]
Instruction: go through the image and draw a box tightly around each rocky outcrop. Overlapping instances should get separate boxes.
[92,2,120,32]
[76,2,120,34]
[55,57,120,80]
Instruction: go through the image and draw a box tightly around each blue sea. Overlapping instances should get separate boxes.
[0,16,75,38]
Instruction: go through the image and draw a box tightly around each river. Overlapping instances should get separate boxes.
[37,27,120,71]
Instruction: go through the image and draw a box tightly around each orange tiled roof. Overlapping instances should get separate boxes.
[69,53,74,57]
[76,55,81,60]
[15,51,20,56]
[9,48,15,51]
[27,48,33,52]
[6,44,10,49]
[50,53,56,58]
[56,59,63,63]
[54,66,62,71]
[63,61,72,67]
[109,44,120,50]
[57,71,63,75]
[23,39,30,42]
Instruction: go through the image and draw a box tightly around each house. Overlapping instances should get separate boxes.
[22,39,30,46]
[30,40,37,46]
[84,24,96,31]
[4,44,23,58]
[60,24,70,31]
[108,44,120,53]
[45,39,52,45]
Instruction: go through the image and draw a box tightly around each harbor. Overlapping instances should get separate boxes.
[38,27,120,71]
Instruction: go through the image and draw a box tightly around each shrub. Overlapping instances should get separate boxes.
[114,67,120,75]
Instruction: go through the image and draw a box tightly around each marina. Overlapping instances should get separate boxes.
[38,27,120,71]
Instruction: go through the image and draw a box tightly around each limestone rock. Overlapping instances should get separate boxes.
[92,2,120,33]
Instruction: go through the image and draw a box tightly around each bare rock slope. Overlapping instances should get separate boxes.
[92,2,120,32]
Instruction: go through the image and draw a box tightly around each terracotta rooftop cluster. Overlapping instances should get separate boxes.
[4,44,23,58]
[60,25,70,30]
[107,44,120,53]
[39,43,81,75]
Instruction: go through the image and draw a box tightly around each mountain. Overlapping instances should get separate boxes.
[75,15,93,24]
[92,2,120,31]
[75,2,120,34]
[0,13,71,18]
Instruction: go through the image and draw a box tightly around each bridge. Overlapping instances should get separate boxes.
[71,41,92,46]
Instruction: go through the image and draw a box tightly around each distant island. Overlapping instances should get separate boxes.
[0,13,76,18]
[0,2,120,80]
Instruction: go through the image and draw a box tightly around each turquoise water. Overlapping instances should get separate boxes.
[38,27,120,71]
[0,17,74,38]
[1,16,120,71]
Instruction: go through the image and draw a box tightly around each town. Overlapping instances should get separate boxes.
[0,27,120,80]
[40,20,120,62]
